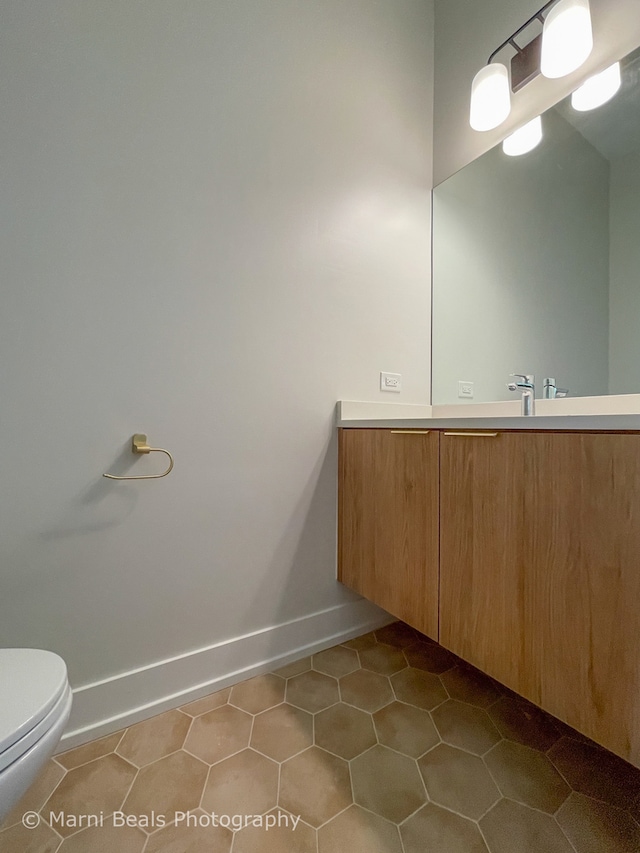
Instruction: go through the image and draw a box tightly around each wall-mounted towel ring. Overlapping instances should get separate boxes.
[103,434,174,480]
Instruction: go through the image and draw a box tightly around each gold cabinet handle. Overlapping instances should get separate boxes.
[103,434,174,480]
[391,430,431,435]
[443,432,499,437]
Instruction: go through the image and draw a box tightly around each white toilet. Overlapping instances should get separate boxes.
[0,649,72,824]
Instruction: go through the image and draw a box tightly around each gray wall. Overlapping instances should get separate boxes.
[434,0,640,183]
[609,149,640,394]
[0,0,434,724]
[432,111,610,405]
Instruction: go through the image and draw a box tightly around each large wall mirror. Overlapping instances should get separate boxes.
[432,45,640,405]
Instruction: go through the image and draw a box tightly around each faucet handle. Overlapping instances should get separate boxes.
[509,373,535,388]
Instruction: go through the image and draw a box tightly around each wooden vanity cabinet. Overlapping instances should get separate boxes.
[338,427,640,766]
[338,428,439,638]
[439,430,640,766]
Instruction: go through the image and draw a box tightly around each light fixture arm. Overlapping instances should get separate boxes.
[487,0,555,65]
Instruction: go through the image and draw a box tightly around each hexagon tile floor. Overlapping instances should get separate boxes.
[2,623,640,853]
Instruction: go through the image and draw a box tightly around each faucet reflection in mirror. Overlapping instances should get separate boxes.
[543,378,570,399]
[470,0,593,132]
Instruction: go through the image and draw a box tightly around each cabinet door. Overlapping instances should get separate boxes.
[440,431,526,690]
[338,428,439,639]
[440,431,640,765]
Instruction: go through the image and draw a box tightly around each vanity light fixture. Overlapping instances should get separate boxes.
[571,61,622,111]
[469,0,593,132]
[470,64,512,131]
[502,115,543,156]
[540,0,593,79]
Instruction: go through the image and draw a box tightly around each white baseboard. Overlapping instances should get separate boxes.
[59,599,392,750]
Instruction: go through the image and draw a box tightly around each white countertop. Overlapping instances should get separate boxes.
[336,396,640,431]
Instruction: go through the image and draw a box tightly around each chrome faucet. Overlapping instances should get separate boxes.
[543,378,569,399]
[508,374,535,416]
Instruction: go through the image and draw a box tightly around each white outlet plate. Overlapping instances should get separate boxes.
[380,372,402,393]
[458,380,474,398]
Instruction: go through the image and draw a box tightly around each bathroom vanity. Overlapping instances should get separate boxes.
[337,400,640,769]
[339,38,640,769]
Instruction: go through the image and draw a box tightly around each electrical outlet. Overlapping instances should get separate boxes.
[380,372,402,393]
[458,380,474,399]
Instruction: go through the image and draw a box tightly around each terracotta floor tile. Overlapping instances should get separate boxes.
[401,803,490,853]
[441,663,503,709]
[339,668,394,713]
[488,695,561,752]
[56,814,146,853]
[318,804,403,853]
[2,759,65,829]
[279,746,352,828]
[43,753,137,837]
[116,709,191,767]
[285,670,339,713]
[431,699,502,755]
[418,743,500,820]
[56,731,124,771]
[552,718,596,747]
[556,792,640,853]
[180,688,231,717]
[404,640,458,674]
[201,748,278,816]
[480,798,575,853]
[548,737,640,819]
[183,704,252,764]
[232,809,317,853]
[312,645,359,678]
[374,621,421,649]
[122,751,208,819]
[314,703,376,760]
[144,814,232,853]
[359,643,407,676]
[229,674,285,715]
[351,744,426,823]
[250,703,313,762]
[341,632,377,651]
[0,819,62,853]
[273,657,311,679]
[391,667,448,710]
[373,701,439,758]
[485,740,570,813]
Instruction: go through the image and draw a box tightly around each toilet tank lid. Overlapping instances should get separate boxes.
[0,649,69,754]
